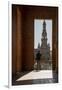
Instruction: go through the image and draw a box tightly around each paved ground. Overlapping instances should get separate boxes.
[16,70,53,81]
[12,70,58,85]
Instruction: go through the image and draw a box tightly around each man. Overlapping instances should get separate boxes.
[36,51,41,70]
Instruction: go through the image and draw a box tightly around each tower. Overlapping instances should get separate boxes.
[41,20,47,48]
[40,20,50,61]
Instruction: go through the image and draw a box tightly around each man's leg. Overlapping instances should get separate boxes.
[37,61,38,70]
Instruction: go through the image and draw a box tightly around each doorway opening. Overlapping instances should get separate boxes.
[34,19,52,74]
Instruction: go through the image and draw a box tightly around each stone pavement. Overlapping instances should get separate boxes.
[16,70,53,81]
[12,70,58,85]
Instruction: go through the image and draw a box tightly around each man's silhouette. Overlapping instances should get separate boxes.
[36,51,41,70]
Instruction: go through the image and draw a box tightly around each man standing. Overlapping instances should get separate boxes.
[36,51,41,70]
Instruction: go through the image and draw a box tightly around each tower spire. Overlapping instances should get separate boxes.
[43,20,46,30]
[41,20,47,48]
[40,20,50,61]
[42,20,47,39]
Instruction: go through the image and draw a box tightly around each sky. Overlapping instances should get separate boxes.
[34,19,52,50]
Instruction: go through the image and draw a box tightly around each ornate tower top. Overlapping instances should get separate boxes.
[41,20,47,48]
[43,20,46,30]
[40,20,50,61]
[42,20,47,39]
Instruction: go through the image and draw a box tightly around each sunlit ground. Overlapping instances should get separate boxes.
[16,70,53,81]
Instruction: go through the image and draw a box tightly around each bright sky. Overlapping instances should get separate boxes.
[34,19,52,50]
